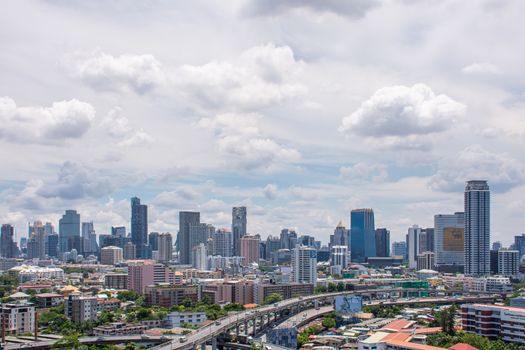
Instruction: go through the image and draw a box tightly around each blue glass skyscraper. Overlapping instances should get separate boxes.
[350,208,376,262]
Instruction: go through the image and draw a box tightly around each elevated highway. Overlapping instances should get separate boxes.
[4,289,497,350]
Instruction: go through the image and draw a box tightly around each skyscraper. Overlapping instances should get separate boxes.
[407,225,421,269]
[391,241,407,259]
[131,197,148,259]
[212,229,232,257]
[514,234,525,260]
[350,209,376,262]
[265,235,281,262]
[330,221,349,250]
[375,228,390,257]
[434,212,464,272]
[59,210,80,253]
[178,211,200,264]
[291,245,317,285]
[157,233,173,263]
[149,232,159,252]
[0,224,18,258]
[232,207,247,256]
[81,222,97,256]
[418,228,434,253]
[111,226,126,238]
[464,180,490,276]
[240,235,260,265]
[280,228,298,250]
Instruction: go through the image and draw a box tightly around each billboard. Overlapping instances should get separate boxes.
[335,295,362,314]
[443,227,464,251]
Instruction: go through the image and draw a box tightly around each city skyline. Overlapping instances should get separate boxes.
[1,2,525,246]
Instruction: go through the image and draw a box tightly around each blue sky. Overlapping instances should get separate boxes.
[1,0,525,246]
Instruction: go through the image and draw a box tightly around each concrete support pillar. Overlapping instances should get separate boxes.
[244,321,248,335]
[252,318,256,335]
[201,343,206,350]
[236,324,240,337]
[212,337,217,350]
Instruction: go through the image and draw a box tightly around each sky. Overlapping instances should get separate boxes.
[1,0,525,246]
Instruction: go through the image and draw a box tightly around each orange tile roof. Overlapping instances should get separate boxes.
[413,327,442,334]
[386,340,446,350]
[244,303,258,309]
[383,333,412,342]
[449,343,478,350]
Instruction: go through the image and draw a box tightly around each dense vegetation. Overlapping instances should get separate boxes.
[362,304,403,318]
[427,331,525,350]
[297,325,322,348]
[262,293,283,305]
[314,282,345,294]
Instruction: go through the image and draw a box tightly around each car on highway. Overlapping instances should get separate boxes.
[141,335,150,340]
[179,336,187,343]
[215,320,222,326]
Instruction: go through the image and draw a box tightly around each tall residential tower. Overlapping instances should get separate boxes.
[464,180,490,276]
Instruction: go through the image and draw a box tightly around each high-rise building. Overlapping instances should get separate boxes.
[330,221,350,255]
[265,235,281,262]
[123,242,136,260]
[1,224,18,258]
[407,225,421,269]
[192,243,207,270]
[158,233,173,263]
[178,211,200,264]
[127,262,174,293]
[492,241,502,251]
[111,226,126,238]
[464,180,490,276]
[391,241,407,260]
[434,212,465,271]
[149,232,159,251]
[232,207,247,256]
[330,245,348,269]
[81,222,97,256]
[280,228,298,250]
[299,235,316,247]
[417,251,435,270]
[418,228,434,253]
[46,233,59,258]
[189,223,214,255]
[350,209,376,262]
[291,246,317,285]
[240,235,260,265]
[375,228,390,257]
[498,249,519,277]
[100,246,123,265]
[131,197,148,259]
[514,234,525,260]
[59,210,80,253]
[212,229,232,257]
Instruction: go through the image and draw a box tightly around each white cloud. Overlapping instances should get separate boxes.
[462,62,501,75]
[178,43,306,110]
[100,107,154,147]
[198,113,300,169]
[340,162,387,183]
[339,84,466,137]
[37,161,115,200]
[0,97,94,144]
[67,50,164,94]
[429,145,525,192]
[263,184,279,200]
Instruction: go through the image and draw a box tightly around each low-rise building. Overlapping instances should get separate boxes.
[461,303,525,343]
[97,298,121,311]
[144,284,199,307]
[8,265,64,282]
[165,311,207,327]
[463,275,512,293]
[255,283,314,304]
[93,322,147,336]
[35,293,63,308]
[104,273,128,289]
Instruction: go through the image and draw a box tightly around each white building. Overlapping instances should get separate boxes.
[462,304,525,343]
[165,311,207,327]
[100,246,123,265]
[291,245,317,285]
[192,243,207,270]
[330,245,348,269]
[463,275,512,293]
[8,265,64,282]
[434,212,464,269]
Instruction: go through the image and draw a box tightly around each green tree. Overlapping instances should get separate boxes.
[327,283,337,292]
[322,317,336,329]
[224,303,245,312]
[51,334,87,350]
[262,293,283,305]
[314,285,327,294]
[336,282,345,292]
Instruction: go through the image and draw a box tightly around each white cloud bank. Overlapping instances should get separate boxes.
[0,97,95,144]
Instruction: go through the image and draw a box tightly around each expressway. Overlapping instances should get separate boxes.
[3,289,497,350]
